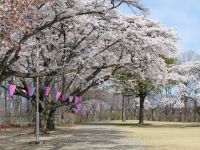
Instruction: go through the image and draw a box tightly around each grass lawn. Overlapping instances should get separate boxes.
[108,120,200,150]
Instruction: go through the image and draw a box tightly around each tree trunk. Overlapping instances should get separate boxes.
[151,109,155,121]
[194,105,197,122]
[171,108,175,121]
[178,109,182,122]
[133,106,137,120]
[33,112,46,133]
[46,109,56,131]
[122,93,126,122]
[139,94,145,124]
[184,99,187,122]
[165,108,168,121]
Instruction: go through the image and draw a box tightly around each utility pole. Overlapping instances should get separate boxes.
[35,51,40,144]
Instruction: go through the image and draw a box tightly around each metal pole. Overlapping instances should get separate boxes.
[35,49,40,144]
[35,76,40,144]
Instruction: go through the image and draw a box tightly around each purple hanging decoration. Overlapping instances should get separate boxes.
[8,84,16,97]
[75,96,82,112]
[44,86,51,96]
[55,91,62,101]
[74,96,80,105]
[27,86,35,97]
[77,103,82,112]
[68,96,73,103]
[6,85,9,96]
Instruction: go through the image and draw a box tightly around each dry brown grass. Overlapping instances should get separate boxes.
[110,120,200,150]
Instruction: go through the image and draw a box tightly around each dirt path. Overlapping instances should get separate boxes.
[0,124,145,150]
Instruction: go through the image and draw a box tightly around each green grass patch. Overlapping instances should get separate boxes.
[107,120,200,150]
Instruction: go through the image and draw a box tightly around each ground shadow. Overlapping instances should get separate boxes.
[0,125,145,150]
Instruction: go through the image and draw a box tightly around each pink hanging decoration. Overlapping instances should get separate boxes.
[27,86,35,96]
[58,94,63,101]
[8,84,16,97]
[44,86,51,96]
[68,96,73,103]
[55,91,62,100]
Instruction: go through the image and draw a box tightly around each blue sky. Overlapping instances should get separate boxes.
[119,0,200,54]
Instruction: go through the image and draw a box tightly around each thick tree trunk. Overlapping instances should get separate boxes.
[46,109,56,131]
[138,94,145,124]
[40,112,46,133]
[33,112,46,133]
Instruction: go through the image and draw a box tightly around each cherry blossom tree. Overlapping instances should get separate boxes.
[1,0,150,130]
[0,0,146,81]
[112,17,179,124]
[170,61,200,120]
[1,0,180,128]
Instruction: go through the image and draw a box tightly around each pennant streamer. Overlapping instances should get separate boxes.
[27,86,35,96]
[44,86,51,96]
[3,82,84,114]
[55,91,62,100]
[8,84,16,97]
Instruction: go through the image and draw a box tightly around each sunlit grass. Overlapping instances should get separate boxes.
[109,120,200,150]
